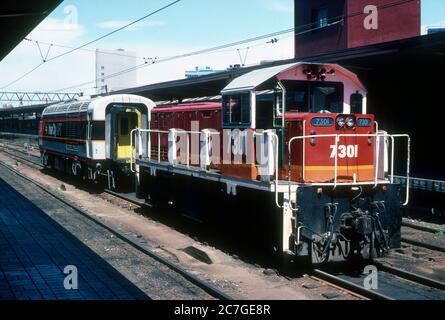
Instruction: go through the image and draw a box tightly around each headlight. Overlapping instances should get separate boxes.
[337,116,345,128]
[346,116,355,128]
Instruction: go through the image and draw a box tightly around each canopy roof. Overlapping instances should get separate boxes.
[0,1,62,61]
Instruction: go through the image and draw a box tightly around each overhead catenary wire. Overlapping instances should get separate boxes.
[52,27,299,92]
[52,0,420,93]
[23,38,149,61]
[3,0,418,92]
[0,0,183,90]
[53,21,341,93]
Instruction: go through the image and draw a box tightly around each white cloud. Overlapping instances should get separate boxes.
[263,0,294,13]
[27,18,87,44]
[0,16,294,99]
[96,20,166,31]
[0,18,90,94]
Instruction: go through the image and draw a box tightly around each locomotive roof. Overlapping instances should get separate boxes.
[221,62,365,94]
[222,63,299,94]
[41,94,156,120]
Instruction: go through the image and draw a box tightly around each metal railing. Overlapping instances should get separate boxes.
[131,128,410,208]
[288,133,410,206]
[131,128,219,172]
[131,128,283,208]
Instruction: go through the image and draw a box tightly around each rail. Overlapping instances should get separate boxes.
[131,128,219,171]
[131,128,283,208]
[0,159,232,300]
[394,175,445,193]
[131,129,410,208]
[288,133,410,206]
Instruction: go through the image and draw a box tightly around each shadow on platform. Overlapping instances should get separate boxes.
[0,177,149,300]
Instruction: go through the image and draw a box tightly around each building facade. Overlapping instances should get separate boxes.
[294,0,421,58]
[95,49,137,95]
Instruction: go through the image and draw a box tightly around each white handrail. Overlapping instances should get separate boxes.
[131,128,411,207]
[391,134,411,206]
[253,131,281,208]
[288,133,411,206]
[133,128,220,166]
[130,128,137,173]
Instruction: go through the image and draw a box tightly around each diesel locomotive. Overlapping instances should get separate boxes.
[132,62,410,264]
[38,62,410,264]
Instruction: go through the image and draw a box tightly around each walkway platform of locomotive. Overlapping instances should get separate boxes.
[137,158,393,193]
[0,177,148,300]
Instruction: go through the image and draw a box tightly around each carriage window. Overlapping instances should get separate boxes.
[92,121,105,140]
[222,93,251,127]
[350,92,363,114]
[45,122,63,137]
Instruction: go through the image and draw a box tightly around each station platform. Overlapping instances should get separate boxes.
[0,177,148,300]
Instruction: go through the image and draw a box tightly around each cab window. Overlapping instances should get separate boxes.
[350,92,363,114]
[283,81,343,113]
[222,93,251,127]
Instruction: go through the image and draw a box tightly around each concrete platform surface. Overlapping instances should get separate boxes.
[0,177,149,300]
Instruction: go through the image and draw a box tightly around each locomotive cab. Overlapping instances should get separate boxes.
[220,62,369,182]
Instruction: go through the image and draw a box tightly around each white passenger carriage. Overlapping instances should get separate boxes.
[39,94,155,187]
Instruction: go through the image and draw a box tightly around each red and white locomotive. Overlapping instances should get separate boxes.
[133,62,410,263]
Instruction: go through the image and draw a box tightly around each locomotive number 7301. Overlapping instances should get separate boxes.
[330,145,359,159]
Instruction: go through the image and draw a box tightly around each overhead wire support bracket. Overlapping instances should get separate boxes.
[35,41,53,63]
[237,47,250,67]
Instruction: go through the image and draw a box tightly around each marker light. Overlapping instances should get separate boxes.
[346,116,355,128]
[337,116,346,128]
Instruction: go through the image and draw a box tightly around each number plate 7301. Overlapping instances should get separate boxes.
[330,145,359,159]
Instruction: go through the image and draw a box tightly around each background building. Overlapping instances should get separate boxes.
[427,27,445,35]
[185,66,223,78]
[294,0,421,58]
[95,49,137,95]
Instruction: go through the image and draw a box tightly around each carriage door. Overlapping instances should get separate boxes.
[116,112,138,160]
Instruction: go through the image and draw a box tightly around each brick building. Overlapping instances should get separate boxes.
[294,0,421,58]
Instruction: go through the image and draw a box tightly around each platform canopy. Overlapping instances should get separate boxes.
[0,0,63,61]
[221,63,299,94]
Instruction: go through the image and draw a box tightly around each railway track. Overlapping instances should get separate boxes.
[312,262,445,300]
[2,141,445,300]
[401,219,445,253]
[402,218,445,234]
[0,158,233,300]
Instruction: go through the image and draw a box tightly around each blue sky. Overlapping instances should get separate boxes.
[57,0,295,47]
[0,0,443,97]
[422,0,445,25]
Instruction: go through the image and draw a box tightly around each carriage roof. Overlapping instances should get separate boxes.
[41,94,156,121]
